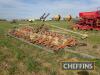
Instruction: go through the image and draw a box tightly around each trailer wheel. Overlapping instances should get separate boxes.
[90,29,93,30]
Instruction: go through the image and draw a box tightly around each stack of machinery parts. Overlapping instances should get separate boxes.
[9,25,77,52]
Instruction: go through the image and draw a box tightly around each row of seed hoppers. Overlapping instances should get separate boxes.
[9,25,77,52]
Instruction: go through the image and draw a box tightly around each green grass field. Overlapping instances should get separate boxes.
[0,20,100,75]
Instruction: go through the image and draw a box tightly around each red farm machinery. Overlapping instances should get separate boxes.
[74,9,100,30]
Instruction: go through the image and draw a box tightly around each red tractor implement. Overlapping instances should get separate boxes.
[74,10,100,30]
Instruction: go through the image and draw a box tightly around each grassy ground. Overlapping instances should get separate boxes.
[0,20,100,75]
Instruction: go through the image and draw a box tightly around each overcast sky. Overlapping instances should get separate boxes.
[0,0,100,19]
